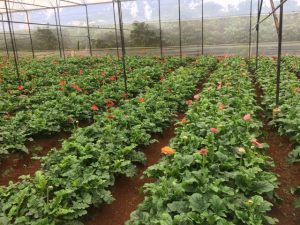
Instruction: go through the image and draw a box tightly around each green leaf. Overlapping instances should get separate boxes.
[189,193,210,212]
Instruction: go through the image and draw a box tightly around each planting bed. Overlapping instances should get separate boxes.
[0,55,300,225]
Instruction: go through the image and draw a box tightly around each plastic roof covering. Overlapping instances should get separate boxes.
[0,0,132,13]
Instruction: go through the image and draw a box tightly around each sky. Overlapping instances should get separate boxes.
[2,0,300,31]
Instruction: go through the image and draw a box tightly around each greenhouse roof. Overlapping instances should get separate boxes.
[0,0,133,13]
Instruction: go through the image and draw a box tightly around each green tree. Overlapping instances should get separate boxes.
[129,22,160,47]
[33,28,58,50]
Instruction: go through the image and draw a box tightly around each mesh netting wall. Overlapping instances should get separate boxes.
[1,0,300,58]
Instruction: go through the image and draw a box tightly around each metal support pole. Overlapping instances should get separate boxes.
[255,0,263,70]
[201,0,204,55]
[276,0,284,106]
[53,8,62,58]
[84,4,92,56]
[55,0,65,59]
[8,4,18,60]
[25,11,35,58]
[117,0,128,93]
[1,14,9,57]
[248,0,253,62]
[112,0,120,60]
[4,0,21,83]
[158,0,163,58]
[178,0,182,58]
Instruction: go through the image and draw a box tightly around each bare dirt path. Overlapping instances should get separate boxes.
[253,78,300,225]
[0,131,70,186]
[82,75,210,225]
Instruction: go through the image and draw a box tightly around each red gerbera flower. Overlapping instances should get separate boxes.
[109,76,116,81]
[194,94,200,100]
[71,84,82,92]
[198,148,209,155]
[106,99,115,108]
[91,104,99,111]
[59,80,66,85]
[17,85,23,91]
[121,92,129,98]
[160,76,164,81]
[243,114,252,121]
[251,138,263,148]
[106,114,114,119]
[209,127,219,133]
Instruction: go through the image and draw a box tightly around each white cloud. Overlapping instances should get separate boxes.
[130,2,138,18]
[70,20,86,26]
[205,0,241,12]
[44,9,54,20]
[189,0,201,10]
[122,1,138,18]
[144,1,152,20]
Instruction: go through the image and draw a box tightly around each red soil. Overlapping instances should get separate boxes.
[83,115,183,225]
[254,80,300,225]
[0,131,70,186]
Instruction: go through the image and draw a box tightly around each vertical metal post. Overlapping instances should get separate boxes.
[84,4,92,56]
[248,0,253,62]
[255,0,264,70]
[201,0,204,55]
[25,11,35,58]
[178,0,182,58]
[158,0,163,58]
[112,0,120,60]
[276,0,284,106]
[8,4,18,60]
[53,8,62,58]
[55,0,65,59]
[4,0,21,83]
[117,0,128,93]
[1,14,9,58]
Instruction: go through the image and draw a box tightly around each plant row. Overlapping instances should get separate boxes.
[126,57,278,225]
[0,56,177,117]
[253,57,300,164]
[0,57,217,225]
[0,56,189,156]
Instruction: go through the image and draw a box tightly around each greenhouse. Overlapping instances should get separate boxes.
[0,0,300,225]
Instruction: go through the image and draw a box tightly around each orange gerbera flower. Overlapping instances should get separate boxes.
[138,97,145,103]
[186,100,193,106]
[181,117,187,123]
[161,146,176,155]
[219,103,225,110]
